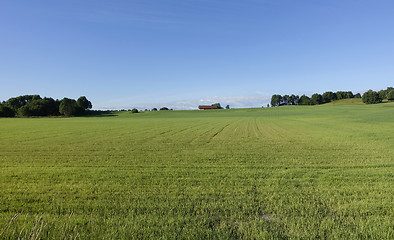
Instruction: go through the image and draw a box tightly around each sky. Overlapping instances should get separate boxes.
[1,0,393,110]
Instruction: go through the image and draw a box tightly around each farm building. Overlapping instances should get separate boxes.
[198,105,218,110]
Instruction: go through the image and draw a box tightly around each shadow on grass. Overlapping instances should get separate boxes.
[78,110,117,117]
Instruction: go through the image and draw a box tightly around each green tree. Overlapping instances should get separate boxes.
[378,90,387,100]
[59,98,77,116]
[7,98,22,111]
[387,89,394,101]
[289,94,299,105]
[77,96,92,110]
[17,97,59,117]
[6,95,42,111]
[386,87,393,94]
[336,91,348,100]
[354,93,361,98]
[282,95,290,105]
[310,93,323,105]
[298,95,310,105]
[362,90,382,104]
[270,94,282,107]
[225,105,230,109]
[211,103,222,109]
[17,105,34,117]
[131,108,138,113]
[346,91,354,99]
[322,91,333,103]
[0,104,15,117]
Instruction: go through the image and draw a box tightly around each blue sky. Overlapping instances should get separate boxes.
[1,0,393,109]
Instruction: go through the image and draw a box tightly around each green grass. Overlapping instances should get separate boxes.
[322,98,364,105]
[0,103,393,239]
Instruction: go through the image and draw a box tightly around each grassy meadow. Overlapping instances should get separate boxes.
[0,103,393,239]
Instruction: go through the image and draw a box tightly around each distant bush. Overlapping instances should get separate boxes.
[160,107,169,111]
[131,108,139,113]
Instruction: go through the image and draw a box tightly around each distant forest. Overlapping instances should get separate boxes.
[2,87,393,118]
[271,87,394,107]
[0,95,92,117]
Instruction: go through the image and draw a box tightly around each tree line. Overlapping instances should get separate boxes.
[271,87,393,107]
[362,87,394,104]
[0,95,92,117]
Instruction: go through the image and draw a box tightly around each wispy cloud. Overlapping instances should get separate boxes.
[95,93,271,110]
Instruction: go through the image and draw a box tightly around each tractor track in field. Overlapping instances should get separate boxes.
[207,123,231,143]
[188,121,232,145]
[189,126,218,144]
[146,121,210,144]
[254,118,264,138]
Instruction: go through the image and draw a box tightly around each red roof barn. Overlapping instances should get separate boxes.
[198,105,218,110]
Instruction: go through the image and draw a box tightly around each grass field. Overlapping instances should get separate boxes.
[1,103,393,239]
[322,98,364,105]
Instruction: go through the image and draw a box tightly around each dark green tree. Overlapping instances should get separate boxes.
[19,98,59,116]
[270,94,282,107]
[387,89,394,101]
[310,93,323,105]
[322,91,334,103]
[17,105,34,117]
[334,91,353,100]
[131,108,138,113]
[362,90,382,104]
[386,87,394,95]
[59,98,77,116]
[298,95,310,105]
[378,90,387,100]
[211,103,222,109]
[225,105,230,109]
[6,95,42,111]
[346,91,354,99]
[354,93,361,98]
[289,94,299,105]
[282,95,290,105]
[6,98,22,111]
[0,104,15,117]
[76,96,92,110]
[335,91,347,100]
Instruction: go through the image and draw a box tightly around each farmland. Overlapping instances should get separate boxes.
[0,103,393,239]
